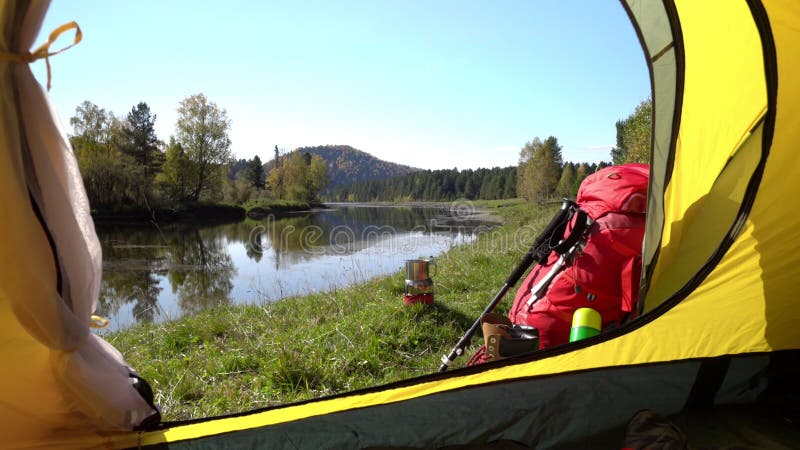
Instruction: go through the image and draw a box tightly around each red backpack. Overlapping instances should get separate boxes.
[508,163,649,349]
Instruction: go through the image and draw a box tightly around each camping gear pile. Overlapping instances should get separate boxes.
[2,0,800,448]
[459,162,648,366]
[510,163,649,349]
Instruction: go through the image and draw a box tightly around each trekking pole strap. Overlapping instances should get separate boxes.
[531,199,576,264]
[505,201,574,286]
[552,209,590,255]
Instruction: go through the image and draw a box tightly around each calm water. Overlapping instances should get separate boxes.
[95,204,496,331]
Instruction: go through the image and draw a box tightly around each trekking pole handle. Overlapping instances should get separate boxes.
[503,199,574,287]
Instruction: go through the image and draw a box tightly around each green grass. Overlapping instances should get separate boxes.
[106,201,558,420]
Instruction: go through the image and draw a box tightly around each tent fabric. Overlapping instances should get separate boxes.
[2,0,800,448]
[623,0,679,299]
[0,0,157,445]
[110,353,796,449]
[643,0,770,312]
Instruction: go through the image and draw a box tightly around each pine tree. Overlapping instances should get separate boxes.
[244,155,265,189]
[268,145,284,198]
[122,102,160,176]
[503,168,517,199]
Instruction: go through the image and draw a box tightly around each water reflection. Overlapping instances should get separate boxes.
[97,224,237,322]
[96,205,494,330]
[166,228,236,316]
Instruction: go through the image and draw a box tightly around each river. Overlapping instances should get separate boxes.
[95,204,497,331]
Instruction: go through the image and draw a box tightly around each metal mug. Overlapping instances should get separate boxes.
[405,258,437,282]
[404,258,436,296]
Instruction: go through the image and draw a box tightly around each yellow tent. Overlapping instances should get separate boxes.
[1,0,798,448]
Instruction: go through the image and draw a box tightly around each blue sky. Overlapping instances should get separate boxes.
[34,1,650,170]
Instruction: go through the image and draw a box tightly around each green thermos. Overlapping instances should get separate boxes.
[569,308,601,342]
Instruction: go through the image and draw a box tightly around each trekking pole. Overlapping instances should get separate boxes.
[438,199,576,372]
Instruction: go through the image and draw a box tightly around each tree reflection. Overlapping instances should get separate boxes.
[97,222,237,324]
[246,229,263,263]
[214,219,268,263]
[166,227,236,315]
[101,270,162,323]
[96,226,166,323]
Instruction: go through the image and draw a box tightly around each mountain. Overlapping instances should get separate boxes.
[264,145,417,190]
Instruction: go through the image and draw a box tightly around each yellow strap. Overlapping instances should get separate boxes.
[0,21,82,91]
[90,315,110,329]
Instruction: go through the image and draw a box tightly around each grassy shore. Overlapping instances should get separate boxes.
[106,199,557,421]
[242,198,321,218]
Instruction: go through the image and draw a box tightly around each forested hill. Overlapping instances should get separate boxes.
[325,166,517,202]
[265,145,417,190]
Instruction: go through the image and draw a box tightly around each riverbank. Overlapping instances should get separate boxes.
[242,199,324,218]
[324,198,523,224]
[105,200,556,420]
[91,199,323,223]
